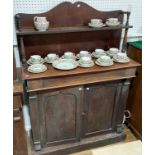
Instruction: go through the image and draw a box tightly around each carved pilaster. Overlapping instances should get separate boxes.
[19,37,27,66]
[15,14,21,31]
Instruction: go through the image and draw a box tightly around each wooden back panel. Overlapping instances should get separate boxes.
[15,1,124,60]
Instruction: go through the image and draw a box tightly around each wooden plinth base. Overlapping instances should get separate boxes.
[32,132,126,155]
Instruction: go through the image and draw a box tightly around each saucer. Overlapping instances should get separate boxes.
[52,59,78,70]
[27,58,45,65]
[95,59,113,67]
[27,64,47,73]
[44,56,59,64]
[113,56,130,63]
[78,60,94,68]
[106,21,120,27]
[88,22,106,28]
[92,51,106,58]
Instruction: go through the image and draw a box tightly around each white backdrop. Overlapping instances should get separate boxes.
[13,0,142,66]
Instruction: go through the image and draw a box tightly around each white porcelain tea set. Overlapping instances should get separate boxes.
[53,58,78,70]
[106,48,130,63]
[44,53,59,63]
[76,51,91,59]
[27,64,47,73]
[78,56,94,68]
[106,48,119,57]
[88,18,120,28]
[88,19,106,28]
[113,52,130,63]
[27,53,58,73]
[92,49,106,58]
[61,51,76,60]
[27,55,45,65]
[34,16,49,31]
[27,48,130,73]
[95,55,113,67]
[106,18,120,27]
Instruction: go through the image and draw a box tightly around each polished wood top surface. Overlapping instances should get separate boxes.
[22,59,140,80]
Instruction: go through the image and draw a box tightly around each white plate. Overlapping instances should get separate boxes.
[88,22,106,28]
[78,61,94,68]
[52,59,78,70]
[27,64,47,73]
[95,60,113,66]
[27,58,45,65]
[106,21,120,27]
[91,52,106,58]
[44,56,59,64]
[113,57,130,63]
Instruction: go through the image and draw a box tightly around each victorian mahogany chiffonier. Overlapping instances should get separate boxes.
[15,2,140,155]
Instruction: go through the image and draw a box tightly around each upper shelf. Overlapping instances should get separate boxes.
[16,25,132,36]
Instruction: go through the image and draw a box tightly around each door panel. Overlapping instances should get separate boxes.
[45,92,76,142]
[83,82,120,137]
[29,86,83,148]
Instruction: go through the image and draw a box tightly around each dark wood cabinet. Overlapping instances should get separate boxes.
[28,78,136,154]
[29,86,83,150]
[14,2,140,155]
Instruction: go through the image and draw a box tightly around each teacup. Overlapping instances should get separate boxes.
[91,19,102,25]
[79,51,90,57]
[30,55,41,63]
[107,18,118,23]
[47,53,57,61]
[95,49,105,55]
[80,56,92,64]
[34,16,47,23]
[98,55,111,63]
[64,52,75,59]
[115,52,127,59]
[109,48,119,54]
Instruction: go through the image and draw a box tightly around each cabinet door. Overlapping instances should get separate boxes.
[29,86,83,149]
[82,82,122,137]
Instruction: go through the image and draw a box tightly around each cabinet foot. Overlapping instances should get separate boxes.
[34,141,41,151]
[117,124,123,133]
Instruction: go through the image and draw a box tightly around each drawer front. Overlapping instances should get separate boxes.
[27,68,136,93]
